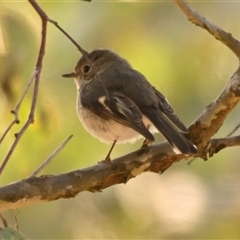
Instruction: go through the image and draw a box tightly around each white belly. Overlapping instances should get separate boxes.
[77,106,157,144]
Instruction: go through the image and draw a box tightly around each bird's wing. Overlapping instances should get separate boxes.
[153,87,188,133]
[80,89,154,142]
[141,105,197,154]
[139,88,197,154]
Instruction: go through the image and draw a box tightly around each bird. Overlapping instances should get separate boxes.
[62,49,197,162]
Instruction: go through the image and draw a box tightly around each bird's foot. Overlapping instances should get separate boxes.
[141,138,150,148]
[98,157,112,164]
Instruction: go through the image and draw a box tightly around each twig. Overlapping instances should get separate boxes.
[48,18,106,94]
[208,135,240,157]
[0,0,239,212]
[174,0,240,59]
[0,70,38,146]
[0,1,48,176]
[226,123,240,137]
[28,135,73,178]
[0,142,192,211]
[0,121,16,146]
[48,19,89,59]
[0,213,8,227]
[174,0,240,151]
[14,209,19,231]
[12,70,39,120]
[0,132,239,212]
[0,70,41,176]
[0,0,92,175]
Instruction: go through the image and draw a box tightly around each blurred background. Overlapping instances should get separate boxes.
[1,1,240,239]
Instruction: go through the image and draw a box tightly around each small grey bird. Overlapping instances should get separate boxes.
[63,49,197,161]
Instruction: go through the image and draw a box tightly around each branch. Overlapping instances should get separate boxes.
[0,4,47,175]
[0,0,92,176]
[187,68,240,153]
[226,123,240,137]
[0,132,239,212]
[173,1,240,151]
[175,0,240,59]
[0,0,240,212]
[28,135,73,178]
[208,135,240,157]
[0,142,193,212]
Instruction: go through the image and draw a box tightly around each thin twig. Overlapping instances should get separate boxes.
[48,19,88,58]
[48,18,104,93]
[49,19,111,101]
[0,121,16,146]
[0,0,240,212]
[0,213,8,227]
[0,0,90,175]
[28,135,73,178]
[174,0,240,59]
[13,70,39,118]
[226,123,240,137]
[0,1,48,176]
[14,209,19,231]
[0,70,38,146]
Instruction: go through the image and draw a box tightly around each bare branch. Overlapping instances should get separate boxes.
[0,0,94,175]
[226,123,240,137]
[175,0,240,59]
[0,0,239,213]
[0,132,239,212]
[0,121,16,146]
[0,142,195,212]
[208,135,240,157]
[28,135,73,178]
[0,70,38,146]
[13,70,39,120]
[187,68,240,151]
[48,19,89,59]
[0,213,8,228]
[173,1,240,151]
[0,1,48,176]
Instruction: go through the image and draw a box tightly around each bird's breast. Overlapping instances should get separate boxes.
[77,104,146,144]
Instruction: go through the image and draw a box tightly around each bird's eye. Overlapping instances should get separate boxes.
[83,65,91,73]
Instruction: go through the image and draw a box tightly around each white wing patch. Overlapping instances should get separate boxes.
[98,96,112,112]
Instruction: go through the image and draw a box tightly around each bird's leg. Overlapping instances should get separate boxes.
[141,124,151,148]
[100,140,117,163]
[141,138,150,148]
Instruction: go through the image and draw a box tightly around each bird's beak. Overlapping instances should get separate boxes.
[62,72,76,78]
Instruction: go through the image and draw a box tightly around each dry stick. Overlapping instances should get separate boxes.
[0,213,8,228]
[48,18,89,59]
[48,17,105,94]
[14,209,19,231]
[174,0,240,59]
[0,2,48,176]
[13,70,39,116]
[0,70,42,176]
[208,135,240,157]
[0,1,240,211]
[48,19,111,100]
[226,123,240,137]
[28,135,73,178]
[0,0,88,176]
[174,0,240,152]
[0,70,38,146]
[0,121,16,146]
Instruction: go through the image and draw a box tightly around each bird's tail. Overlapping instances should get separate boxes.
[144,109,197,154]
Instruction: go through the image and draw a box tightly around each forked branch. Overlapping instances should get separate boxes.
[0,0,239,211]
